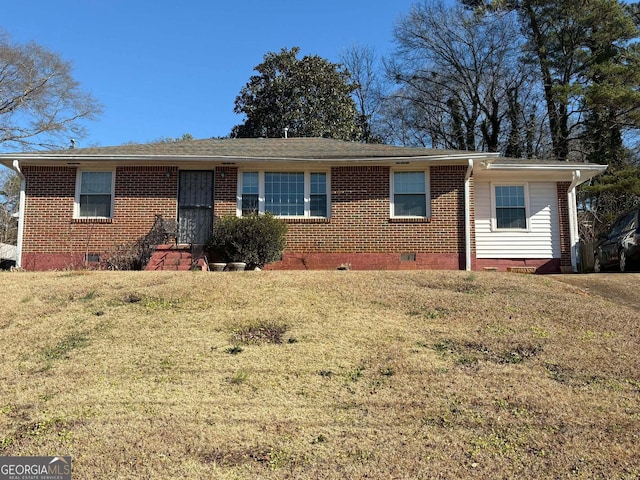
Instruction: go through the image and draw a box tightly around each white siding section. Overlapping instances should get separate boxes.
[475,182,560,258]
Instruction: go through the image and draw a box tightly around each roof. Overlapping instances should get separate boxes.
[473,156,607,185]
[0,138,607,185]
[1,137,495,163]
[62,137,476,159]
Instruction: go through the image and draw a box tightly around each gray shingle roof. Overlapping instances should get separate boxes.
[32,137,480,159]
[0,138,604,170]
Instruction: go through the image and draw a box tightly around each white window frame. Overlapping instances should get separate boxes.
[237,169,330,218]
[490,182,530,231]
[390,168,431,218]
[74,169,116,219]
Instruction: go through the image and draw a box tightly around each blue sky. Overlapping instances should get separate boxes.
[3,0,418,148]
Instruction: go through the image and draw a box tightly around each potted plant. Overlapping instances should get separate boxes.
[226,261,247,271]
[208,262,227,271]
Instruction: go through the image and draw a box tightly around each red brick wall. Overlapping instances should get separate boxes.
[265,165,470,270]
[19,163,488,271]
[213,167,237,217]
[21,166,178,270]
[474,258,561,274]
[557,181,572,267]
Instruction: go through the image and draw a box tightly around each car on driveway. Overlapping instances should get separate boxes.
[594,208,640,272]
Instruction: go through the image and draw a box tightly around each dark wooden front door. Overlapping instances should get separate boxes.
[178,171,214,244]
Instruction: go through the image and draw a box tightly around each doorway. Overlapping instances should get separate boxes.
[178,171,214,244]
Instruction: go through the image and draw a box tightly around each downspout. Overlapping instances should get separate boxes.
[465,159,473,271]
[567,170,581,273]
[11,160,25,268]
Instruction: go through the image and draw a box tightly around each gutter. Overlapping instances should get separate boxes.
[567,170,582,273]
[11,160,25,268]
[0,152,499,164]
[482,161,607,174]
[465,159,473,271]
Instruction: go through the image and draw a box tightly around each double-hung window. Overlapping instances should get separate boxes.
[239,171,329,218]
[241,172,259,215]
[493,184,528,230]
[391,170,430,218]
[310,172,328,217]
[75,170,114,218]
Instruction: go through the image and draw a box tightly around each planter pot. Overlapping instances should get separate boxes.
[209,262,227,272]
[227,262,247,271]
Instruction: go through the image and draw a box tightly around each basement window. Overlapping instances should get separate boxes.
[85,253,100,263]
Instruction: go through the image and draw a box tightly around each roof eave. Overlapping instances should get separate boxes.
[0,151,499,165]
[479,161,607,185]
[483,162,607,170]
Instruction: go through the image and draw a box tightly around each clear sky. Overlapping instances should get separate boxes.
[2,0,418,148]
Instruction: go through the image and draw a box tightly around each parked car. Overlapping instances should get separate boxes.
[594,208,640,272]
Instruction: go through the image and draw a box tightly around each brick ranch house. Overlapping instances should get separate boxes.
[0,137,606,272]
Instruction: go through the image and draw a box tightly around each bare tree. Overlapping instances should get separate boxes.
[0,29,102,151]
[340,44,386,143]
[384,1,545,155]
[0,169,19,244]
[376,84,449,147]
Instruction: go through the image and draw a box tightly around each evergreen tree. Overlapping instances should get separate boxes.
[232,47,361,140]
[463,0,640,161]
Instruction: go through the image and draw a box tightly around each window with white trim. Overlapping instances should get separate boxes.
[75,170,114,218]
[239,170,329,217]
[391,170,430,217]
[310,172,328,217]
[265,172,305,216]
[493,184,528,230]
[241,171,259,215]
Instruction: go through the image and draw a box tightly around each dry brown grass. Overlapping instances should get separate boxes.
[0,270,638,479]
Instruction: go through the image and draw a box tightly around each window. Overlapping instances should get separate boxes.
[85,253,100,263]
[241,172,259,215]
[494,185,528,229]
[265,172,305,216]
[75,171,114,218]
[238,171,329,217]
[392,170,430,217]
[616,212,637,234]
[310,172,328,217]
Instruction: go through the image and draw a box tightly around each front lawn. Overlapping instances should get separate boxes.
[1,271,638,479]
